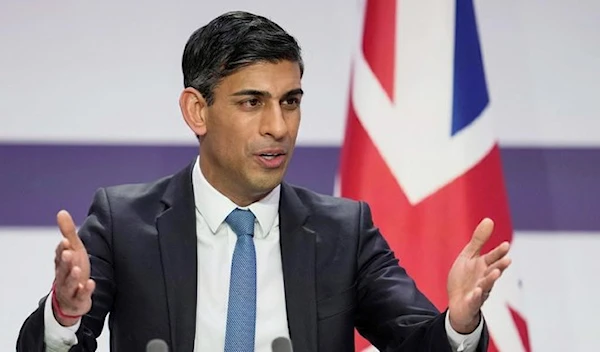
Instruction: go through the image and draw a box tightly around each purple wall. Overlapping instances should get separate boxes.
[1,143,598,231]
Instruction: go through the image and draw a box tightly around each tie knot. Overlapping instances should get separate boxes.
[225,208,256,237]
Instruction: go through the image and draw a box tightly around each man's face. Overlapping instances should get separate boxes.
[198,60,303,203]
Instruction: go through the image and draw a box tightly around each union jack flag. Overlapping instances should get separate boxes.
[338,0,531,350]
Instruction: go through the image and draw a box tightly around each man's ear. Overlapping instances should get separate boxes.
[179,87,208,137]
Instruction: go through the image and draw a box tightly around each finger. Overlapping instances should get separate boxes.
[483,241,510,266]
[56,250,75,284]
[462,218,494,258]
[484,256,512,277]
[57,210,84,251]
[62,266,83,299]
[75,279,96,302]
[54,238,70,268]
[477,268,502,293]
[467,286,484,312]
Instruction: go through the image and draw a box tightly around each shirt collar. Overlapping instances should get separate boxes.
[191,156,280,238]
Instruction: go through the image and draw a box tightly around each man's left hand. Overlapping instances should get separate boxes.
[446,218,511,334]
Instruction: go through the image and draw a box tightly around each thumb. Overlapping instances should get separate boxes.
[462,218,494,258]
[57,210,84,250]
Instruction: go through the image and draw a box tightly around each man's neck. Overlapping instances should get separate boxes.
[198,159,272,207]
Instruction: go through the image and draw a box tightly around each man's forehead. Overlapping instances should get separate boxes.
[222,61,302,89]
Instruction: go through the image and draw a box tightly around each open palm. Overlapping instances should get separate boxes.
[446,218,511,333]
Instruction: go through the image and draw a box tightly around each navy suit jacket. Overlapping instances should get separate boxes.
[17,161,488,351]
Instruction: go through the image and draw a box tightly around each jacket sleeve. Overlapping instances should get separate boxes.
[16,188,116,352]
[353,201,489,351]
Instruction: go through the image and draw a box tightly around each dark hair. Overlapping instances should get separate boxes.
[182,11,304,105]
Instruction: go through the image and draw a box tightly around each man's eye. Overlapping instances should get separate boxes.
[242,99,260,107]
[283,97,300,106]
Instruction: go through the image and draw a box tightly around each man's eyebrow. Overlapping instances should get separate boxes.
[282,88,304,98]
[230,89,271,98]
[230,88,304,98]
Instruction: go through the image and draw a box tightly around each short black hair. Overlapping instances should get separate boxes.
[182,11,304,105]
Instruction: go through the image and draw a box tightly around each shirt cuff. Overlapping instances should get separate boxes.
[43,292,81,351]
[445,311,483,352]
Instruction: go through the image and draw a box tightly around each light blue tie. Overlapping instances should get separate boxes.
[224,208,257,352]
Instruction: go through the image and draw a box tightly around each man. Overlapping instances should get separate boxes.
[17,11,511,352]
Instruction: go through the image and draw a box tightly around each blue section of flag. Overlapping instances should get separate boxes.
[451,0,490,136]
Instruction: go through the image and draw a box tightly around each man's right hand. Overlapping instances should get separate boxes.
[52,210,96,327]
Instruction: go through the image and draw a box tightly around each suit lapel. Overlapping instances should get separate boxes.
[279,183,318,352]
[156,162,198,352]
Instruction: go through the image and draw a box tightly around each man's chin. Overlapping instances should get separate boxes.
[249,174,284,194]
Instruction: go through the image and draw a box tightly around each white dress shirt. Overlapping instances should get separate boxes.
[44,156,481,351]
[190,157,289,351]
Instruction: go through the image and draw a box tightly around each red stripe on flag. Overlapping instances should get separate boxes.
[341,101,515,351]
[361,0,396,101]
[509,306,532,352]
[341,102,512,308]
